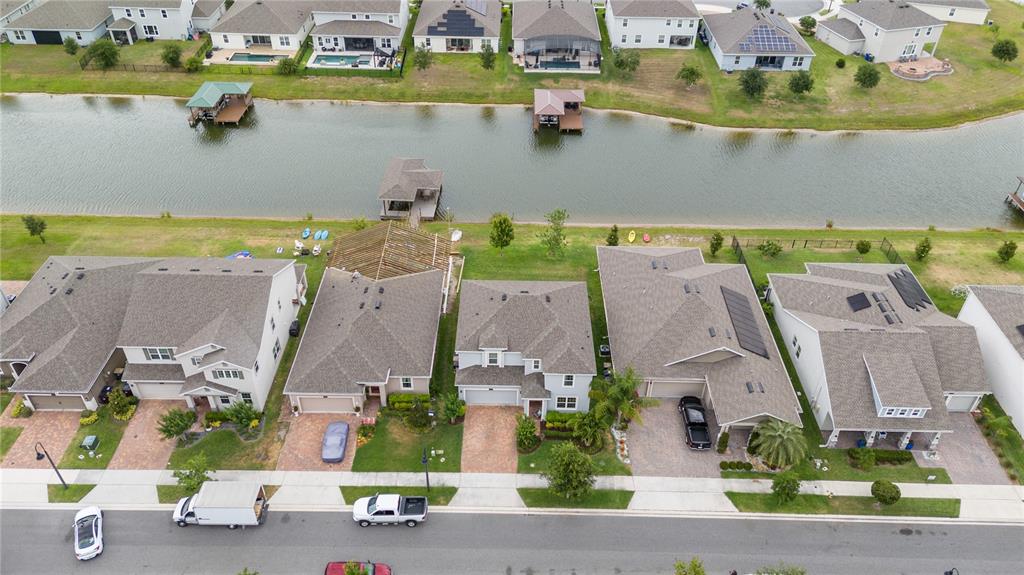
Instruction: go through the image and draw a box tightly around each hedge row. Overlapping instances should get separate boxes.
[388,393,430,411]
[719,460,754,471]
[544,411,582,431]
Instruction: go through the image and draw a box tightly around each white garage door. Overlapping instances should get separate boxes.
[648,380,704,398]
[25,394,87,410]
[298,396,357,413]
[945,394,979,412]
[133,382,184,399]
[464,388,519,405]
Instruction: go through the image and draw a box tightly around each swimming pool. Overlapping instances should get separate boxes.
[541,60,581,70]
[229,53,285,63]
[312,54,372,67]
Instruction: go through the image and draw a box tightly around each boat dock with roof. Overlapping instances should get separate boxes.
[186,82,254,127]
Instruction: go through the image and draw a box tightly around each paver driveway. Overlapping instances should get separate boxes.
[108,400,186,470]
[277,414,359,471]
[628,401,732,478]
[461,406,519,473]
[915,413,1011,485]
[1,406,80,469]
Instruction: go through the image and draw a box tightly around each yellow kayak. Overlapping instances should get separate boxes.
[627,230,636,243]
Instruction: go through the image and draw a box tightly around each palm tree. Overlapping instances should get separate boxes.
[572,411,604,448]
[749,419,807,468]
[591,368,659,430]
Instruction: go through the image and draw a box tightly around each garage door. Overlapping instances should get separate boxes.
[133,382,184,399]
[31,31,63,44]
[26,394,87,410]
[945,395,978,412]
[463,388,519,405]
[298,396,356,413]
[648,380,704,398]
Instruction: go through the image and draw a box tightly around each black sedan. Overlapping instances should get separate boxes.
[678,396,712,450]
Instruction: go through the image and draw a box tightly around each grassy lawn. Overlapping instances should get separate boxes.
[977,395,1024,484]
[0,391,13,415]
[518,437,631,476]
[57,406,128,470]
[2,2,1022,129]
[48,484,96,503]
[340,486,458,506]
[352,416,463,473]
[116,40,195,66]
[0,426,24,461]
[517,488,634,509]
[157,484,194,504]
[726,492,961,518]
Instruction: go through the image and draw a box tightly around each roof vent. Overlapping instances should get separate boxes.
[1016,325,1024,338]
[75,266,85,270]
[545,294,551,303]
[363,286,369,294]
[221,269,232,273]
[684,283,691,294]
[352,271,361,280]
[694,283,701,294]
[76,272,85,280]
[651,260,658,269]
[378,286,384,294]
[519,290,529,294]
[64,288,73,295]
[757,382,765,393]
[61,272,69,279]
[359,302,365,309]
[49,287,57,295]
[190,268,200,272]
[745,382,754,394]
[254,270,264,273]
[725,329,732,339]
[501,293,507,302]
[157,268,169,271]
[709,327,717,337]
[374,301,382,310]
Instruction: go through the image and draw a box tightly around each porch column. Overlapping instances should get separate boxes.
[379,384,388,407]
[184,396,195,409]
[522,401,530,416]
[928,432,942,450]
[930,34,940,58]
[898,431,913,450]
[826,429,840,448]
[865,430,877,447]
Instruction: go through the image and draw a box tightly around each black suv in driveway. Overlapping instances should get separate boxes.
[678,396,712,450]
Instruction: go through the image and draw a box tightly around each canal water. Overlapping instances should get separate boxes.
[1,94,1022,228]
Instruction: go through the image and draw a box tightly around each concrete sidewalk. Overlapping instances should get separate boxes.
[3,468,1022,521]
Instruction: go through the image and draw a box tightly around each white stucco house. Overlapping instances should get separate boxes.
[413,0,501,53]
[605,0,700,49]
[907,0,989,25]
[309,0,408,59]
[3,0,113,46]
[106,1,205,43]
[958,285,1024,435]
[768,263,989,450]
[0,257,307,412]
[455,280,597,418]
[817,1,946,62]
[700,8,814,72]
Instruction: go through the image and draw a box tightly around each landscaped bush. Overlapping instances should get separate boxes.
[835,58,846,69]
[516,414,540,452]
[357,423,375,440]
[157,408,197,441]
[388,393,430,412]
[873,449,913,465]
[107,387,138,420]
[871,479,901,505]
[720,461,730,470]
[544,411,582,431]
[403,401,432,432]
[856,240,872,255]
[741,461,753,471]
[10,398,32,418]
[222,401,262,428]
[113,404,136,421]
[79,410,99,426]
[184,56,203,73]
[847,447,876,470]
[543,429,575,440]
[204,410,230,426]
[772,472,800,503]
[716,430,730,454]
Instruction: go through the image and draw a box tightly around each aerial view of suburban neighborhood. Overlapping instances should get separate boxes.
[0,0,1023,574]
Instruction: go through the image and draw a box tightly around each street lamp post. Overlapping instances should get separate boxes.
[35,442,67,489]
[421,448,431,492]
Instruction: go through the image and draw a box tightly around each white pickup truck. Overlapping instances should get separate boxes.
[352,493,428,528]
[173,481,268,529]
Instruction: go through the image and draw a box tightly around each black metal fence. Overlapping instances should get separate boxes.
[731,237,886,250]
[879,237,905,265]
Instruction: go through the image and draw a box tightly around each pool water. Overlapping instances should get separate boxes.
[541,60,581,69]
[229,53,284,63]
[313,55,372,67]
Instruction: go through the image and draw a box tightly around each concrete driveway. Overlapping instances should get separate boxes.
[108,400,186,470]
[1,405,80,469]
[628,401,733,478]
[461,406,519,473]
[915,413,1012,485]
[276,414,359,471]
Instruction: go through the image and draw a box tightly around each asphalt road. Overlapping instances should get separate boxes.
[2,509,1021,574]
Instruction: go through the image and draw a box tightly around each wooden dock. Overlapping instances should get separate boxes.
[215,94,253,125]
[1007,176,1024,216]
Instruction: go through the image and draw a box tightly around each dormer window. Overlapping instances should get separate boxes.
[532,359,541,371]
[143,347,173,360]
[487,352,499,366]
[191,356,202,366]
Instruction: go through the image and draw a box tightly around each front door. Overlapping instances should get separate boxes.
[366,386,381,398]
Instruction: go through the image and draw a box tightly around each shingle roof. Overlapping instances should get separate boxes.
[312,19,400,36]
[4,0,111,30]
[181,373,238,395]
[534,89,585,115]
[456,281,596,375]
[702,9,814,56]
[108,1,183,8]
[107,17,136,30]
[377,157,443,202]
[455,365,549,398]
[608,0,699,19]
[817,17,865,40]
[284,269,443,394]
[512,0,600,41]
[213,0,400,33]
[907,0,988,9]
[598,246,801,427]
[1,1,32,18]
[414,0,502,38]
[2,256,291,395]
[842,1,943,31]
[121,363,186,382]
[966,285,1024,357]
[192,0,226,18]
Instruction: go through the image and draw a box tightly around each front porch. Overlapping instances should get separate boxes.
[108,18,138,46]
[826,428,945,451]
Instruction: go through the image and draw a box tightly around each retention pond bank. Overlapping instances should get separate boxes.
[2,94,1022,229]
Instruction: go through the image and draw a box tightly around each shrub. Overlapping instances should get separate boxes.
[388,393,430,411]
[11,398,32,418]
[413,42,433,70]
[222,401,262,428]
[757,240,783,259]
[992,39,1018,63]
[612,48,640,75]
[716,430,730,454]
[856,240,872,255]
[739,68,768,99]
[158,408,197,440]
[85,39,120,69]
[847,447,876,470]
[357,424,376,440]
[441,392,465,424]
[161,43,183,67]
[772,472,801,503]
[750,420,807,468]
[871,479,901,505]
[173,453,212,494]
[798,16,816,34]
[997,240,1017,263]
[675,557,707,575]
[113,404,137,421]
[479,41,495,69]
[108,387,138,420]
[874,449,913,465]
[709,231,724,257]
[404,401,432,431]
[835,58,846,69]
[676,64,702,87]
[915,237,932,261]
[854,64,880,89]
[79,410,99,426]
[788,70,814,95]
[276,57,299,75]
[720,461,730,470]
[516,414,540,451]
[742,461,753,471]
[184,56,203,73]
[543,441,595,499]
[606,224,619,247]
[63,36,79,55]
[204,410,230,426]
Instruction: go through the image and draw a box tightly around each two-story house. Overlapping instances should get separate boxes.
[0,256,306,412]
[816,1,946,63]
[455,280,597,418]
[107,1,207,43]
[605,0,700,49]
[309,0,408,58]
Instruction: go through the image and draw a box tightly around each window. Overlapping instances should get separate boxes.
[125,8,132,17]
[351,14,357,19]
[897,408,909,416]
[481,38,491,49]
[75,32,82,40]
[487,352,499,366]
[858,19,863,26]
[277,299,281,310]
[563,374,574,387]
[734,56,741,65]
[143,348,173,360]
[161,9,168,18]
[666,19,671,26]
[388,15,394,24]
[364,14,370,19]
[948,8,956,16]
[793,56,805,67]
[143,25,159,36]
[532,359,541,371]
[621,34,627,44]
[425,38,431,47]
[279,36,290,47]
[401,377,413,389]
[910,408,922,417]
[139,9,146,18]
[317,36,323,46]
[241,393,253,405]
[658,35,665,44]
[273,338,282,360]
[873,28,878,37]
[914,28,920,37]
[622,19,628,28]
[634,35,641,44]
[213,369,244,380]
[254,361,259,374]
[791,335,798,347]
[689,20,694,28]
[223,34,229,43]
[795,345,802,358]
[13,30,25,40]
[191,356,202,366]
[556,396,577,410]
[219,396,231,405]
[926,27,932,36]
[883,408,896,416]
[903,43,916,56]
[381,38,392,48]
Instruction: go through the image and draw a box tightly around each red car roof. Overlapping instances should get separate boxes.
[324,562,392,575]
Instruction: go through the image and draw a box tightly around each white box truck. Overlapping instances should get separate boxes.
[173,481,268,529]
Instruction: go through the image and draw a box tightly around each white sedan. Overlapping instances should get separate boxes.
[73,507,103,561]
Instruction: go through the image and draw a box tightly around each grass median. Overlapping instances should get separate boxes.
[726,492,961,518]
[340,486,457,507]
[48,484,96,503]
[517,488,634,509]
[1,426,24,461]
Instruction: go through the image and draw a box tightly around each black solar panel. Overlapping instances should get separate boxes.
[738,24,798,54]
[427,9,486,37]
[846,292,871,312]
[887,269,932,310]
[721,286,769,358]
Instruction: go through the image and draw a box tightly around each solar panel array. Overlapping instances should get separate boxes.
[721,286,769,359]
[427,9,486,37]
[737,24,798,54]
[887,269,932,311]
[846,292,871,312]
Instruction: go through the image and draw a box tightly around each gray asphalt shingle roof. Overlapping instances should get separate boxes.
[842,1,943,30]
[608,0,699,19]
[817,17,865,40]
[312,19,400,36]
[455,366,550,398]
[378,158,443,201]
[4,0,110,30]
[597,246,801,427]
[414,0,502,38]
[702,9,814,56]
[284,268,443,395]
[966,285,1024,357]
[512,0,600,41]
[192,0,226,18]
[121,362,186,382]
[456,280,596,375]
[907,0,988,9]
